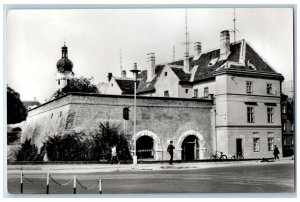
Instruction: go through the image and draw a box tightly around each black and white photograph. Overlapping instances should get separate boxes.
[4,4,296,197]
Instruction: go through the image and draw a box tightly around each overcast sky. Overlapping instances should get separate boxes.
[7,8,293,102]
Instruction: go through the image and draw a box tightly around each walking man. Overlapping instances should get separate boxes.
[111,145,120,164]
[167,140,175,165]
[273,145,280,160]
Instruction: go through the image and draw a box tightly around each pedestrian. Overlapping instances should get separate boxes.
[273,145,280,160]
[167,140,175,165]
[111,145,120,164]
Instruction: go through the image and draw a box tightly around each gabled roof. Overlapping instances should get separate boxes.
[136,39,282,94]
[114,78,136,95]
[170,67,191,82]
[136,65,164,94]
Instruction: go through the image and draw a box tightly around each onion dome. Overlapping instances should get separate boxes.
[56,43,74,73]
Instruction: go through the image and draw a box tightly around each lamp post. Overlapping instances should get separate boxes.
[130,63,141,165]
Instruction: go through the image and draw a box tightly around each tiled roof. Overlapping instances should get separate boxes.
[136,65,164,94]
[244,43,276,73]
[114,78,136,95]
[192,42,241,81]
[136,39,280,93]
[170,67,191,82]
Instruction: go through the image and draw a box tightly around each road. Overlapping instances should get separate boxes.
[7,162,294,194]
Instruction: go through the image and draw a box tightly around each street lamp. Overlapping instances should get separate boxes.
[130,63,141,165]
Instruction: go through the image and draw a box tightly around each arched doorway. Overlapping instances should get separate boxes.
[136,136,154,159]
[177,130,207,160]
[181,135,199,161]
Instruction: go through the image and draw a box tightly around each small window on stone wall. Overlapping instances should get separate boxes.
[51,113,53,119]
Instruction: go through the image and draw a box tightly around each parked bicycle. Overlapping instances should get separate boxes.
[231,152,244,160]
[210,151,227,161]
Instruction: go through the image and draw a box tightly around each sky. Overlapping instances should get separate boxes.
[6,7,294,102]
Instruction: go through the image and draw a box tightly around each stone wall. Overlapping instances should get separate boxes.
[23,93,214,160]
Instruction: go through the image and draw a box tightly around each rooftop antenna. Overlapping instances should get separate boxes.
[231,8,240,43]
[173,46,175,61]
[119,49,123,76]
[185,9,190,56]
[180,9,192,56]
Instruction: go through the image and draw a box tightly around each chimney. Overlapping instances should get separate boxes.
[194,42,202,57]
[184,52,190,72]
[219,30,230,60]
[121,70,127,78]
[107,72,113,82]
[147,53,155,82]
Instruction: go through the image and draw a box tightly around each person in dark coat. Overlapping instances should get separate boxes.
[167,141,175,165]
[273,145,280,159]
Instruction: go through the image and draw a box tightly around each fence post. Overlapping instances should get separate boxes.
[73,176,76,194]
[20,172,23,194]
[99,179,102,194]
[46,173,49,194]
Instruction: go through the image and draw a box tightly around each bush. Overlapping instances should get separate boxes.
[42,121,132,162]
[43,131,86,161]
[16,138,43,161]
[91,121,132,161]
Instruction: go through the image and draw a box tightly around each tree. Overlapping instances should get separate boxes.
[7,86,27,124]
[55,77,99,98]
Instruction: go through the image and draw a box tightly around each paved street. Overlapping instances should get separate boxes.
[6,160,294,195]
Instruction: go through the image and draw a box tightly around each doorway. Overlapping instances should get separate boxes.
[236,139,243,155]
[136,136,154,159]
[181,135,199,161]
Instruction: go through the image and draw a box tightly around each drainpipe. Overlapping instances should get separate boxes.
[214,109,217,152]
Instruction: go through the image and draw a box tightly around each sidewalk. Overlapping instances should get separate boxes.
[7,157,294,174]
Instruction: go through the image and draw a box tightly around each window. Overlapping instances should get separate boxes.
[283,122,286,131]
[267,107,274,123]
[51,113,53,119]
[204,87,209,98]
[111,83,113,86]
[165,72,167,76]
[291,123,294,131]
[267,83,272,94]
[268,137,274,151]
[282,104,286,114]
[58,79,60,85]
[246,81,253,94]
[247,107,254,123]
[194,89,198,98]
[253,138,260,152]
[59,111,62,117]
[185,89,188,93]
[67,79,70,85]
[164,91,169,97]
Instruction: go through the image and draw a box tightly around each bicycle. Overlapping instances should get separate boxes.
[210,151,227,162]
[231,152,244,160]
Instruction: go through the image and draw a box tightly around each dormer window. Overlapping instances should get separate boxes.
[208,58,218,67]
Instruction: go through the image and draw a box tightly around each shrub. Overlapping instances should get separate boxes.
[43,131,86,161]
[91,121,132,161]
[16,138,43,161]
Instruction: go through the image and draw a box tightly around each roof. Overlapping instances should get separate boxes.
[135,39,282,94]
[170,67,191,82]
[136,65,164,94]
[114,78,136,95]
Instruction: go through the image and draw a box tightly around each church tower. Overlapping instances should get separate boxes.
[55,43,74,91]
